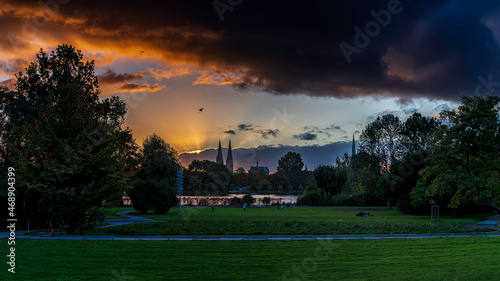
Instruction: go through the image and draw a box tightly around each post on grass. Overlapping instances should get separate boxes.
[431,205,439,222]
[177,169,184,222]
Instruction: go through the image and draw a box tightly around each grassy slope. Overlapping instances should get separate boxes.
[4,237,500,281]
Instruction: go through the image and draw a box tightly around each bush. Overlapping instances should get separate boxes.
[331,193,363,206]
[128,180,177,214]
[263,196,271,205]
[230,196,242,206]
[301,184,325,206]
[242,194,255,206]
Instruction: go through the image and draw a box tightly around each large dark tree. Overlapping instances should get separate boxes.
[359,114,401,171]
[0,45,137,232]
[277,151,306,188]
[412,96,500,213]
[129,134,180,214]
[313,165,346,199]
[139,133,180,186]
[398,113,440,156]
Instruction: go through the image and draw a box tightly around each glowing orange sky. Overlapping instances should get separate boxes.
[0,1,466,156]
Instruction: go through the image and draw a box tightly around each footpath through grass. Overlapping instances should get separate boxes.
[99,206,494,235]
[3,237,500,280]
[104,206,134,219]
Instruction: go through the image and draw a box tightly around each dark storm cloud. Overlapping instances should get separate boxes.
[302,124,347,138]
[237,124,254,131]
[293,132,318,141]
[3,0,500,100]
[254,129,280,139]
[97,69,143,86]
[224,130,236,135]
[325,124,347,135]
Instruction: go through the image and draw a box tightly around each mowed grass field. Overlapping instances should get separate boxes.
[100,206,495,235]
[3,237,500,281]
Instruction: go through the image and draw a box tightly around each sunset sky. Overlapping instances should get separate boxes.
[2,0,500,170]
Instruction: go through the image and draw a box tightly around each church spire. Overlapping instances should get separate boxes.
[216,139,224,165]
[352,133,356,156]
[226,140,233,173]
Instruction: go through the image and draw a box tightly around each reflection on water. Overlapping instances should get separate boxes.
[178,194,299,206]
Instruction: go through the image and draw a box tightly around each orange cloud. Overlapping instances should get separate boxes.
[97,70,143,86]
[116,83,164,93]
[193,72,244,86]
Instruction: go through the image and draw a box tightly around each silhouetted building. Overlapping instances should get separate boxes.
[215,140,233,173]
[248,160,269,175]
[352,133,356,156]
[216,140,224,165]
[226,140,233,173]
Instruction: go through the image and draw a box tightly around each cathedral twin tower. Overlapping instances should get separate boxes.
[216,140,233,173]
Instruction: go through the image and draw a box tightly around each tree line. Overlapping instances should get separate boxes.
[1,45,498,233]
[301,96,500,217]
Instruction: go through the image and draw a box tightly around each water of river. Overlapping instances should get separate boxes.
[178,194,299,206]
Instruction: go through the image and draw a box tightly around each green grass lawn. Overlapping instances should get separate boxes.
[99,206,495,235]
[136,206,491,224]
[3,237,499,280]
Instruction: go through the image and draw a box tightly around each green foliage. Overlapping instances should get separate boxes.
[130,134,180,214]
[277,151,308,188]
[353,112,441,208]
[0,45,137,232]
[233,167,248,187]
[184,159,232,195]
[359,114,402,170]
[413,96,500,213]
[140,133,180,186]
[242,194,255,206]
[230,196,242,206]
[301,184,324,206]
[399,113,440,154]
[262,196,271,205]
[313,165,346,199]
[385,151,430,214]
[128,180,177,214]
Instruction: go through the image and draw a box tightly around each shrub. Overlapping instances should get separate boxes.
[230,196,242,206]
[301,184,325,206]
[128,180,177,214]
[242,194,255,206]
